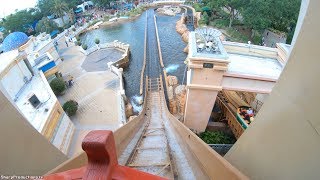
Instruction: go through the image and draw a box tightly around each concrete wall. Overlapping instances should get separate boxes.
[1,60,32,100]
[0,84,67,175]
[225,1,320,179]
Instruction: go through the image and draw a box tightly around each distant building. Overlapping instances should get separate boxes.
[0,32,74,155]
[77,1,94,13]
[263,29,287,48]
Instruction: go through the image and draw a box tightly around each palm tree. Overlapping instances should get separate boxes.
[50,0,69,26]
[68,9,76,24]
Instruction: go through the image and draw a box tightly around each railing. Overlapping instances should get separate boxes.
[79,40,130,68]
[216,96,245,139]
[223,41,278,59]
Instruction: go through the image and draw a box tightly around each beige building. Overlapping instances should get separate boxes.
[0,32,75,174]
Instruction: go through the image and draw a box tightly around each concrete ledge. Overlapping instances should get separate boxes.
[187,84,223,91]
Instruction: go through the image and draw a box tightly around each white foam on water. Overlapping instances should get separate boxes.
[131,95,143,113]
[165,64,179,73]
[132,95,143,104]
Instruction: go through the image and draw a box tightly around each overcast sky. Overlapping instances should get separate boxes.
[0,0,37,18]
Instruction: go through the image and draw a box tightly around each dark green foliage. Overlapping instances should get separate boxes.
[200,12,209,25]
[82,44,88,50]
[193,3,203,12]
[199,131,236,144]
[63,100,78,116]
[2,8,42,34]
[36,17,59,33]
[50,78,66,95]
[92,0,113,7]
[76,36,80,41]
[76,41,82,46]
[95,38,100,44]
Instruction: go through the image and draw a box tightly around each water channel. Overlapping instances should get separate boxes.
[80,9,188,112]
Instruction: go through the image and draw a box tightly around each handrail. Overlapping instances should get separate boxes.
[216,96,245,139]
[140,12,148,95]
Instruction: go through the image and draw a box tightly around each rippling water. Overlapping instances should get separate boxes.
[80,10,187,106]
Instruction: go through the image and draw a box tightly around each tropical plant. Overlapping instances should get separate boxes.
[82,44,88,50]
[199,131,236,144]
[50,78,66,95]
[63,100,78,116]
[49,0,69,26]
[95,38,100,44]
[200,12,210,25]
[2,8,42,34]
[36,17,59,33]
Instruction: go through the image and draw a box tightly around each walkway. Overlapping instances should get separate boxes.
[56,37,123,157]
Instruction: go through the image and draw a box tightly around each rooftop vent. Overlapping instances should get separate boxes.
[28,94,41,108]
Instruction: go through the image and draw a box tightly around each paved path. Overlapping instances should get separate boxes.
[56,37,124,157]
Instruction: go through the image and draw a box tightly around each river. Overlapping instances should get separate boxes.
[80,9,187,112]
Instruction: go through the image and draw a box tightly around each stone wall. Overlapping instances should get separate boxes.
[80,40,130,68]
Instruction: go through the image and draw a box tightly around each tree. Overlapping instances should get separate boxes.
[242,0,271,33]
[36,17,58,33]
[267,0,301,32]
[204,0,246,27]
[50,78,66,95]
[63,100,78,116]
[92,0,113,7]
[49,0,69,26]
[3,9,41,34]
[37,0,54,16]
[200,12,209,25]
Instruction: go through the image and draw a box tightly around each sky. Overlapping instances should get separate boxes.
[0,0,37,18]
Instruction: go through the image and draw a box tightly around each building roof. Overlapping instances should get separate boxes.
[2,32,29,52]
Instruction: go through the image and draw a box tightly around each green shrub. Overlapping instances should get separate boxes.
[76,41,82,46]
[72,27,76,31]
[199,131,236,144]
[50,78,66,95]
[104,15,110,21]
[95,38,100,44]
[199,12,209,25]
[63,100,78,116]
[82,44,88,50]
[193,3,203,12]
[76,36,80,41]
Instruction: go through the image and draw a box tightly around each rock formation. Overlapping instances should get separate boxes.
[128,115,138,121]
[183,45,189,53]
[167,75,178,86]
[175,85,186,114]
[176,16,189,43]
[125,102,133,118]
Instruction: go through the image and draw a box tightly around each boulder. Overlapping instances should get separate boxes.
[125,102,133,118]
[175,85,186,95]
[175,85,186,114]
[169,99,178,114]
[168,85,174,100]
[183,45,189,53]
[167,75,178,86]
[128,115,138,121]
[138,98,143,105]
